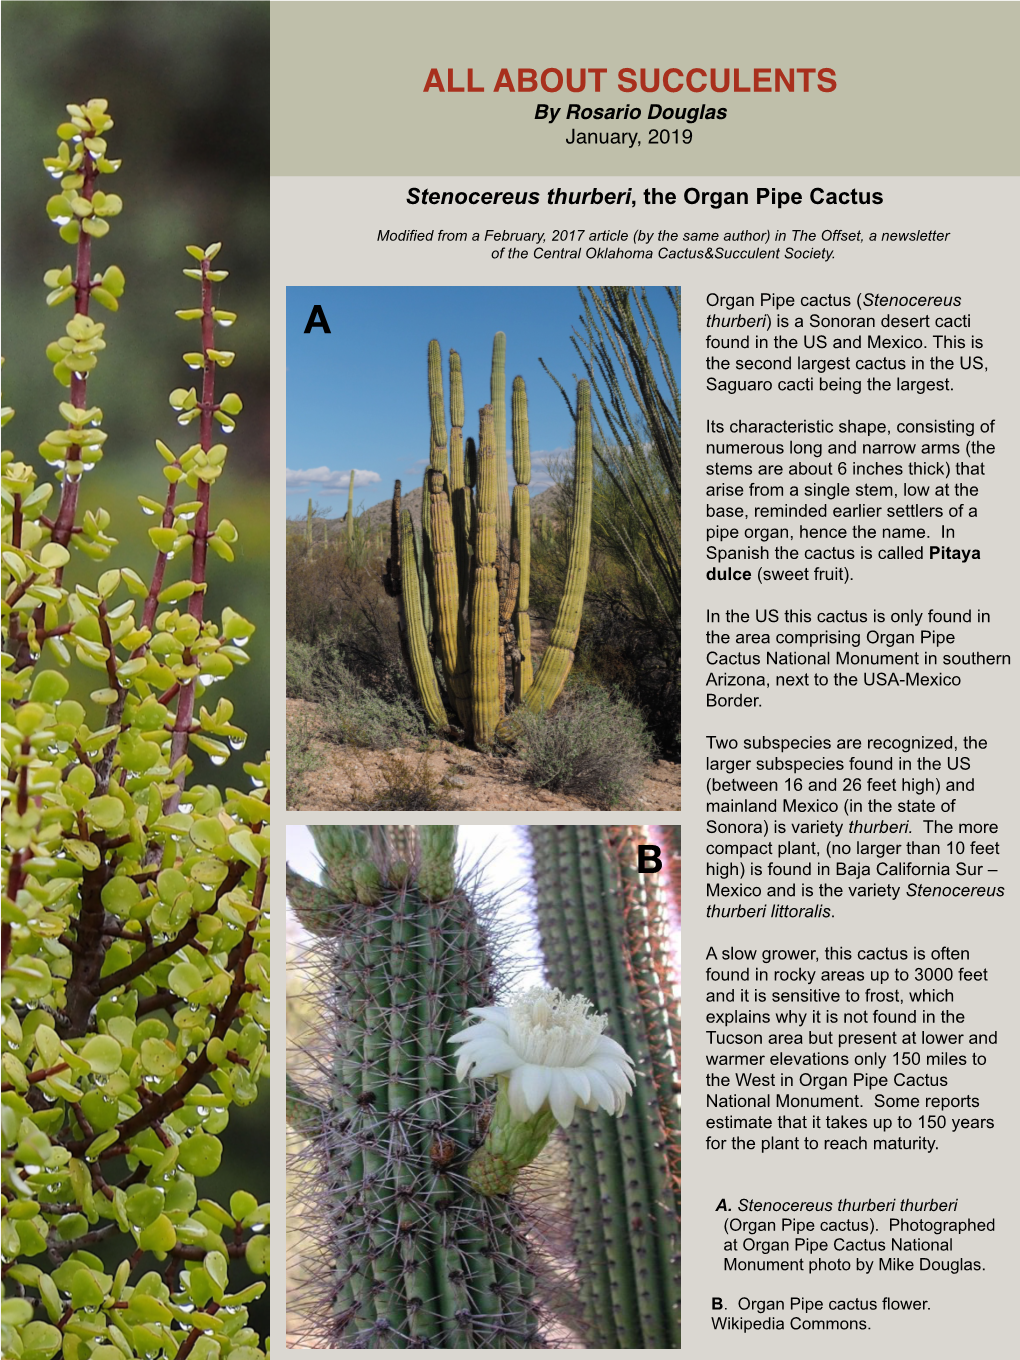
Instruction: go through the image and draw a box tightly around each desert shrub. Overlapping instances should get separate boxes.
[286,708,322,808]
[286,632,425,750]
[285,537,414,708]
[513,683,655,808]
[286,636,317,699]
[348,751,461,812]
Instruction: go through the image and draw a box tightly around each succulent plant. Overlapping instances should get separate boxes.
[2,99,270,1360]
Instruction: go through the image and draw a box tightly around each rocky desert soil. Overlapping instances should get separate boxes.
[287,698,680,813]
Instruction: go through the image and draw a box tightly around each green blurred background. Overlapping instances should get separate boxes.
[2,1,271,1341]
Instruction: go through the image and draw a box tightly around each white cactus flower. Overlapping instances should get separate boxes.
[450,986,635,1127]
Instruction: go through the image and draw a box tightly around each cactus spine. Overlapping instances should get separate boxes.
[528,826,681,1348]
[387,336,593,747]
[287,827,543,1348]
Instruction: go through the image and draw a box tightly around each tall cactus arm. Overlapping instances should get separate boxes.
[523,378,593,714]
[510,375,533,700]
[401,509,447,729]
[490,331,512,550]
[470,404,501,746]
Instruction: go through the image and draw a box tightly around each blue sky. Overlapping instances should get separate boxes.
[285,286,679,519]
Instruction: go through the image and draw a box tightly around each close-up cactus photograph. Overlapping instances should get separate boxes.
[286,823,680,1348]
[2,5,271,1357]
[286,287,681,813]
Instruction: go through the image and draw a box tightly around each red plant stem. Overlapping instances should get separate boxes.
[50,149,97,551]
[138,482,179,637]
[13,147,99,674]
[165,259,215,810]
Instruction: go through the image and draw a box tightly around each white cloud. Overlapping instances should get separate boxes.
[529,448,572,490]
[286,466,381,491]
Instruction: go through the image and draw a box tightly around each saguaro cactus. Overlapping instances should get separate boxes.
[286,827,543,1348]
[528,826,681,1348]
[346,467,355,544]
[385,336,593,746]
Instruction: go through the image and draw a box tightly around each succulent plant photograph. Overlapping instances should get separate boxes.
[2,6,271,1357]
[286,824,680,1348]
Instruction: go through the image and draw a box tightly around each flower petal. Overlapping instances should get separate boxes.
[595,1034,636,1070]
[562,1067,591,1107]
[548,1070,578,1127]
[449,1020,509,1046]
[457,1041,522,1080]
[463,1005,512,1030]
[581,1066,615,1112]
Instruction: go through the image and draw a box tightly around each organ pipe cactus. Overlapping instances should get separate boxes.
[385,334,592,747]
[286,826,544,1348]
[521,379,592,717]
[511,376,533,700]
[528,826,681,1348]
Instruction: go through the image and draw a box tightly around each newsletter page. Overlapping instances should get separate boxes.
[267,2,1017,1354]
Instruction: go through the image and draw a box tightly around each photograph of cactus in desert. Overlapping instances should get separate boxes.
[286,287,680,812]
[286,823,680,1348]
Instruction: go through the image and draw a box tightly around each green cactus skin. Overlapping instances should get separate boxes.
[523,379,593,715]
[510,376,533,701]
[346,467,355,542]
[490,331,513,552]
[400,509,447,729]
[288,827,544,1348]
[527,826,681,1348]
[306,495,313,550]
[448,349,472,604]
[470,405,501,746]
[425,342,471,726]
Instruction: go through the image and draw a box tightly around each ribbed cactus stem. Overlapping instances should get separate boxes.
[287,867,350,935]
[288,827,543,1347]
[418,825,458,900]
[527,827,681,1348]
[470,405,501,746]
[306,496,313,550]
[448,350,471,605]
[400,509,447,729]
[524,379,593,714]
[346,468,355,541]
[490,331,512,551]
[510,376,532,701]
[428,339,449,474]
[424,351,470,727]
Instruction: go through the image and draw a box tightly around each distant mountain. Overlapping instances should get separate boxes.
[292,481,561,531]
